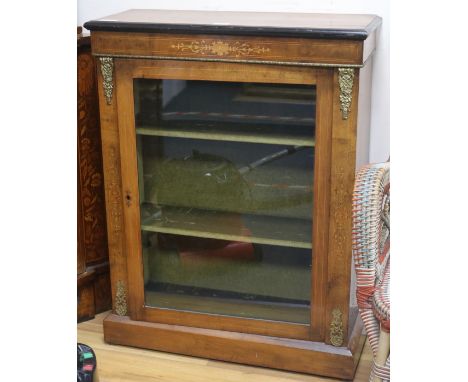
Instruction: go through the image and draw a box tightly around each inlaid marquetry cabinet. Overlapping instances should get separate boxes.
[77,28,112,322]
[84,9,381,379]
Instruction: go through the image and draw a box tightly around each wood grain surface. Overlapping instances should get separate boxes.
[96,50,128,316]
[90,14,378,376]
[78,312,373,382]
[77,33,112,321]
[115,58,320,340]
[102,313,364,379]
[90,32,365,66]
[323,68,360,345]
[77,42,108,266]
[84,9,381,41]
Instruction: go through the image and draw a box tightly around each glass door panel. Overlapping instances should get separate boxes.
[134,79,315,324]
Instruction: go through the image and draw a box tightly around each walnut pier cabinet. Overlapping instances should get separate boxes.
[84,9,381,379]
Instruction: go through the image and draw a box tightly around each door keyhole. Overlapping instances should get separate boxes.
[125,192,131,206]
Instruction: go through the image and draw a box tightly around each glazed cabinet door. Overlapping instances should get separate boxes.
[115,59,333,341]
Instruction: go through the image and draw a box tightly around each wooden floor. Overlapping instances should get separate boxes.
[78,312,372,382]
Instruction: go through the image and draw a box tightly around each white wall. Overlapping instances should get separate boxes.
[78,0,389,162]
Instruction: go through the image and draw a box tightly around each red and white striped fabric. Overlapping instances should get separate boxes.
[352,162,390,381]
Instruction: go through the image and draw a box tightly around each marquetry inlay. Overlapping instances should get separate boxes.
[171,40,271,57]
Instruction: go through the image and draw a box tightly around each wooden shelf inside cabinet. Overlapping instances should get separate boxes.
[141,206,312,249]
[136,124,316,147]
[86,8,381,379]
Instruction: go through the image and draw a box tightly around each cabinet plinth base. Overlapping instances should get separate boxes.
[103,313,365,380]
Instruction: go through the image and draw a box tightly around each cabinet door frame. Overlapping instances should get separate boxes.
[114,58,334,341]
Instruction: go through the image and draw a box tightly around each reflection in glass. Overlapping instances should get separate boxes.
[135,79,316,324]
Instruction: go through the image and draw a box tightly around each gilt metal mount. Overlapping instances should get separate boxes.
[338,68,355,120]
[99,57,114,105]
[330,308,344,346]
[115,280,128,316]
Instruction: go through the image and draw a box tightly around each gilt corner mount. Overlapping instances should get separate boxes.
[115,280,128,316]
[338,68,355,120]
[330,308,344,347]
[99,57,114,105]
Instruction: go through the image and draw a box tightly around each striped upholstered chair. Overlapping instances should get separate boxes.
[352,163,390,382]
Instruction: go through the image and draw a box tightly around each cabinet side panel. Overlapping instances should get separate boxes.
[324,68,360,345]
[362,30,377,64]
[351,58,373,310]
[311,69,334,340]
[356,58,373,169]
[96,59,128,316]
